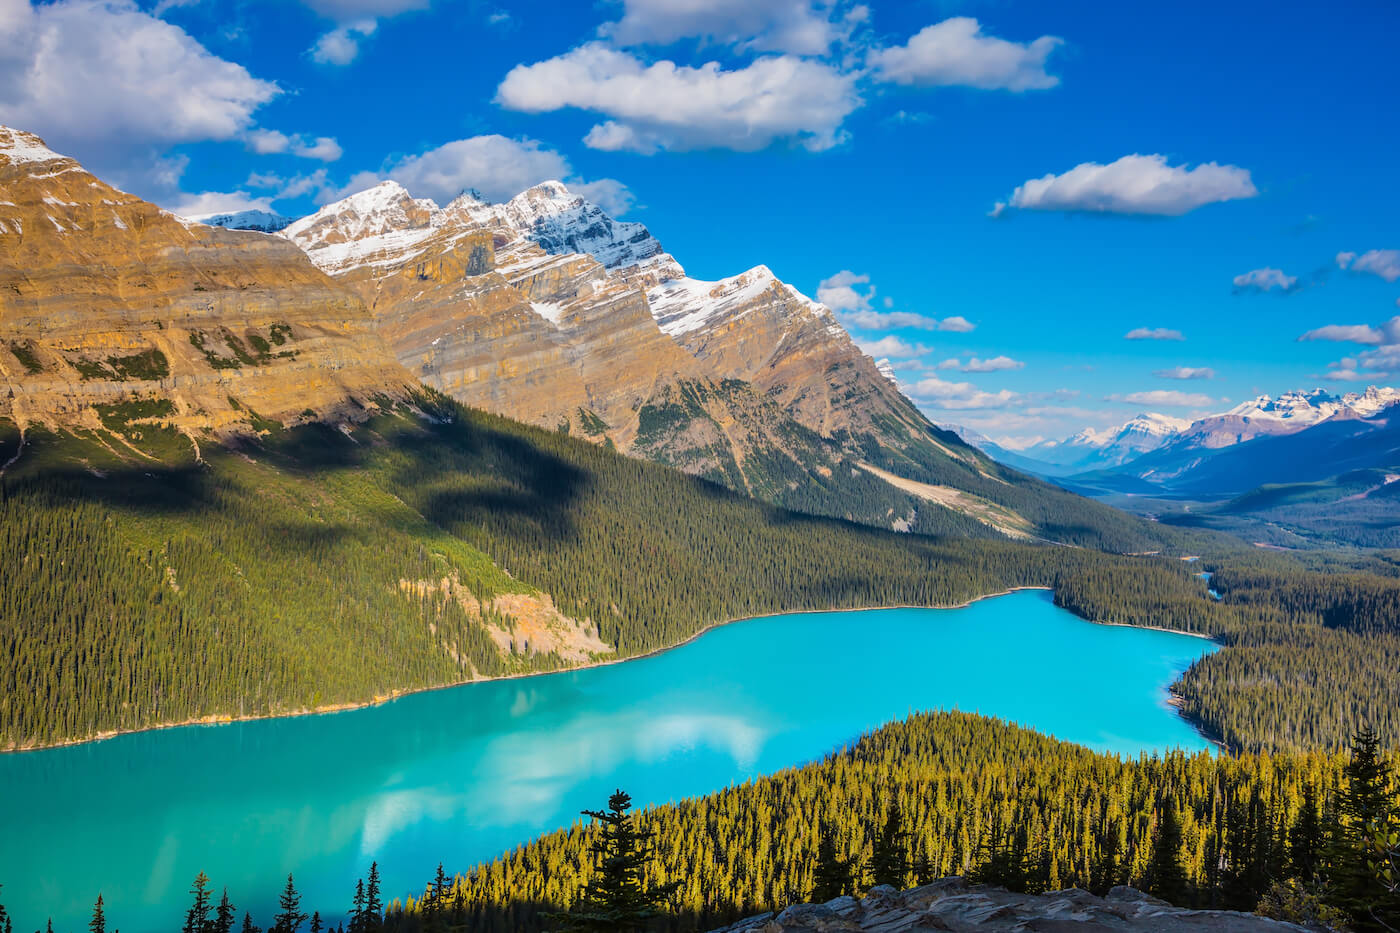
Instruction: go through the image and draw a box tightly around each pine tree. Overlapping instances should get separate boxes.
[809,826,855,903]
[309,912,322,933]
[1289,782,1325,883]
[348,880,366,933]
[240,912,260,933]
[214,889,236,933]
[1147,799,1189,906]
[364,864,383,931]
[969,810,1031,894]
[1,885,11,933]
[89,894,105,933]
[867,801,913,889]
[184,872,213,933]
[272,875,308,933]
[422,865,451,933]
[1091,825,1121,895]
[1328,728,1399,931]
[548,789,680,932]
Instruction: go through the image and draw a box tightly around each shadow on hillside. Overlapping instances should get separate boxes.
[6,406,594,555]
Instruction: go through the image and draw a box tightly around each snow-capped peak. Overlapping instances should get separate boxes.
[188,209,295,233]
[875,358,898,385]
[0,125,70,167]
[283,181,443,274]
[1221,386,1399,426]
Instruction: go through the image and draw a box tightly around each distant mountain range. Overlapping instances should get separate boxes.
[950,386,1400,548]
[956,387,1400,483]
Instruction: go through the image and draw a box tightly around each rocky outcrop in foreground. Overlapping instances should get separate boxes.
[712,879,1306,932]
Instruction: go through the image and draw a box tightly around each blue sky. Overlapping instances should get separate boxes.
[3,0,1398,444]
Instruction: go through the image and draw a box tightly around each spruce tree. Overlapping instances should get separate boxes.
[1328,728,1399,931]
[364,864,383,931]
[309,912,321,933]
[214,889,236,933]
[422,865,452,933]
[240,912,260,933]
[348,880,366,933]
[89,894,105,933]
[1,885,10,933]
[809,826,855,903]
[867,801,913,889]
[1147,799,1189,906]
[272,875,308,933]
[1289,782,1325,883]
[185,872,213,933]
[548,789,680,932]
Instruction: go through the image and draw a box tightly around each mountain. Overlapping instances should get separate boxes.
[1021,413,1191,474]
[283,179,1158,546]
[941,424,1060,475]
[187,209,296,233]
[0,125,411,438]
[1083,388,1400,491]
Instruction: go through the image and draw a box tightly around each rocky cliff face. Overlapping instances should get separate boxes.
[712,880,1306,932]
[284,179,980,524]
[0,126,412,440]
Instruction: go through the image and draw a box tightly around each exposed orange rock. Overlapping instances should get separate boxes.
[0,126,414,437]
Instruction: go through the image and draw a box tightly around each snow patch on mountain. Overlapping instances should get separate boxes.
[0,125,69,166]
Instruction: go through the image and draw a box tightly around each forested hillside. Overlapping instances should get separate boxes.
[431,713,1396,932]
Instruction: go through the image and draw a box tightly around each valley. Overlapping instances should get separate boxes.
[2,99,1398,933]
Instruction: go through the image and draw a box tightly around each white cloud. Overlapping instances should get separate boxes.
[245,128,291,154]
[571,178,637,217]
[959,355,1024,373]
[601,0,857,55]
[0,0,278,167]
[301,0,427,16]
[167,189,275,218]
[999,154,1257,216]
[839,309,970,331]
[496,43,860,154]
[1154,366,1215,380]
[817,270,874,312]
[817,271,975,332]
[301,0,428,64]
[310,19,377,65]
[1355,344,1400,375]
[1337,249,1400,282]
[856,336,929,359]
[331,134,633,212]
[1233,267,1297,292]
[1298,317,1400,346]
[901,374,1018,410]
[1125,327,1185,341]
[868,17,1062,91]
[243,129,342,161]
[1320,365,1373,382]
[1107,390,1215,408]
[247,168,332,201]
[1300,316,1400,380]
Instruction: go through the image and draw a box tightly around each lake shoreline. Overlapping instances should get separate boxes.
[2,585,1221,755]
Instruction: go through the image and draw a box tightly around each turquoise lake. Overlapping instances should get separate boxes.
[0,590,1217,932]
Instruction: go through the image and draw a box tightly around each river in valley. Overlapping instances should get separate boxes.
[0,589,1218,931]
